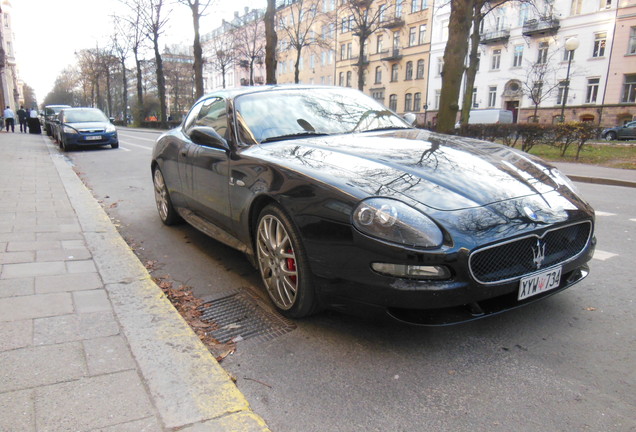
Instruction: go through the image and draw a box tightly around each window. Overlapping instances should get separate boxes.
[629,27,636,55]
[310,54,315,69]
[395,0,403,17]
[338,72,344,86]
[570,0,582,15]
[593,33,607,58]
[418,25,427,45]
[556,81,566,105]
[375,66,382,84]
[346,71,352,87]
[622,74,636,102]
[434,90,441,109]
[411,0,420,13]
[379,4,387,22]
[409,27,417,46]
[586,78,599,103]
[488,86,497,107]
[537,41,549,64]
[513,45,523,67]
[393,31,400,51]
[437,57,444,75]
[405,93,413,112]
[405,61,413,80]
[532,81,543,102]
[377,35,384,53]
[416,59,425,79]
[413,92,421,111]
[193,97,228,138]
[372,90,384,104]
[491,49,501,70]
[347,43,352,59]
[341,17,348,33]
[389,94,398,111]
[391,64,399,82]
[340,44,346,60]
[518,4,529,26]
[472,87,478,108]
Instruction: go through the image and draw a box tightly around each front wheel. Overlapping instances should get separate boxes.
[153,168,181,225]
[256,204,318,318]
[604,131,617,141]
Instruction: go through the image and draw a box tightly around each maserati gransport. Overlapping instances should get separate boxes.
[151,86,595,325]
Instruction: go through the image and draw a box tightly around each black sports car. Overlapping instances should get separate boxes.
[151,85,595,325]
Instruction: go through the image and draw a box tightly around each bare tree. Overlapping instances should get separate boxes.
[177,0,214,99]
[339,0,386,91]
[265,0,278,84]
[206,24,236,89]
[437,0,474,133]
[277,0,327,83]
[232,9,265,86]
[111,17,131,124]
[521,43,564,121]
[163,46,196,120]
[119,0,147,125]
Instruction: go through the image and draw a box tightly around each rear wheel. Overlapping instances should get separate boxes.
[604,131,617,141]
[153,168,181,225]
[256,204,318,318]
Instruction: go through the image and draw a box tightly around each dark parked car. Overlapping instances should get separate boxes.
[601,121,636,140]
[151,86,595,325]
[54,107,118,151]
[43,104,71,136]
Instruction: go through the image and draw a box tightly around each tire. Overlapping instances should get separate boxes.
[152,168,181,225]
[604,131,617,141]
[255,204,318,318]
[111,142,119,149]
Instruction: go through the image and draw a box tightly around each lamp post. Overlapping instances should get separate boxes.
[560,37,579,122]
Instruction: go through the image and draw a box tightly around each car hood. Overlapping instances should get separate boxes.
[247,129,574,212]
[65,122,110,130]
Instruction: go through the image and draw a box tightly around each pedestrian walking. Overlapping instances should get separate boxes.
[28,108,41,134]
[3,106,15,132]
[17,106,28,132]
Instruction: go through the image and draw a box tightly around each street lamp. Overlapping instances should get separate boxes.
[560,37,579,122]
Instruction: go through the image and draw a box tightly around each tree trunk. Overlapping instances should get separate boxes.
[153,38,168,128]
[356,33,367,91]
[460,7,482,126]
[265,0,277,84]
[191,2,204,99]
[121,58,128,126]
[134,48,143,126]
[437,0,474,134]
[294,47,302,84]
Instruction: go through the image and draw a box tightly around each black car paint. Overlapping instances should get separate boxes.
[152,87,595,324]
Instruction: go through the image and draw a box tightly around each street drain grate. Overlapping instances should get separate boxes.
[199,293,296,344]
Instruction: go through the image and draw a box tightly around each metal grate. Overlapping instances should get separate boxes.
[469,221,592,284]
[199,293,296,344]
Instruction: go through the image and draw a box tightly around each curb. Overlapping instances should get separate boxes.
[565,175,636,189]
[45,136,270,431]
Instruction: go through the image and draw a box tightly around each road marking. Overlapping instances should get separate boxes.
[119,142,153,151]
[117,132,158,142]
[595,211,616,217]
[630,218,636,223]
[118,147,132,152]
[593,250,618,261]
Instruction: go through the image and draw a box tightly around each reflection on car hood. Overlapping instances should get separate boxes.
[247,129,569,211]
[65,122,110,130]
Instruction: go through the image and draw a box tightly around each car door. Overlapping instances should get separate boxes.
[185,97,234,233]
[624,121,636,139]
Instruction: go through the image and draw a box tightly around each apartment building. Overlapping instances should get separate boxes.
[0,0,20,110]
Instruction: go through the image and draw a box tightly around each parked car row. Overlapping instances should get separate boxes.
[44,105,118,151]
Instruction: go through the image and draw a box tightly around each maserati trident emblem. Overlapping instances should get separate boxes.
[532,239,546,269]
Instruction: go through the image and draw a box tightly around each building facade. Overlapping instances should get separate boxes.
[0,0,20,110]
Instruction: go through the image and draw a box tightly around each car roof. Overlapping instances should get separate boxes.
[199,84,356,102]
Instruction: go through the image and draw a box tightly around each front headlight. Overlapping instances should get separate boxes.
[353,198,443,248]
[105,124,116,133]
[63,126,78,134]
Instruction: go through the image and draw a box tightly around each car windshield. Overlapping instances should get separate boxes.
[64,110,108,123]
[234,87,409,145]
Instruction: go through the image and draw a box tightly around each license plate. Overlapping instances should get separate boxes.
[86,135,102,141]
[518,266,562,301]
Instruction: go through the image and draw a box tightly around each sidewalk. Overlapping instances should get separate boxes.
[0,132,270,431]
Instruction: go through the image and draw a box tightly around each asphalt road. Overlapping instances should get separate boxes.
[62,128,635,432]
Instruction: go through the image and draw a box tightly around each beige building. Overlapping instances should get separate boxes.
[0,0,20,110]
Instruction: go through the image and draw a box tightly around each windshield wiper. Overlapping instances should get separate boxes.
[260,132,329,143]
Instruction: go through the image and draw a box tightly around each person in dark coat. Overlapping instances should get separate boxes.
[17,106,28,132]
[28,108,41,134]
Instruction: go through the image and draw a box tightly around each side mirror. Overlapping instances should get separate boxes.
[189,126,229,150]
[403,112,417,126]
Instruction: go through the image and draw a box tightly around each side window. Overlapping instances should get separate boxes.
[182,100,204,134]
[193,97,228,139]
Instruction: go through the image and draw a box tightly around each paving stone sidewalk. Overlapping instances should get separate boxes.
[0,132,269,432]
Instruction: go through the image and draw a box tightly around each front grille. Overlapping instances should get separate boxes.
[469,221,592,284]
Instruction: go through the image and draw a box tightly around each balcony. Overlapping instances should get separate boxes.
[480,27,510,45]
[522,17,560,36]
[381,48,402,62]
[350,55,369,67]
[381,14,405,29]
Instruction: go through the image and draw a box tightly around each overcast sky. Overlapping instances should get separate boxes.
[12,0,266,102]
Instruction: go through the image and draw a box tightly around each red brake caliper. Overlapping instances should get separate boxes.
[286,248,297,283]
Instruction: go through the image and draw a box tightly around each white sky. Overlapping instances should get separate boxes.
[11,0,266,102]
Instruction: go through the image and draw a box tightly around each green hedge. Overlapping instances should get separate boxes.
[457,122,601,160]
